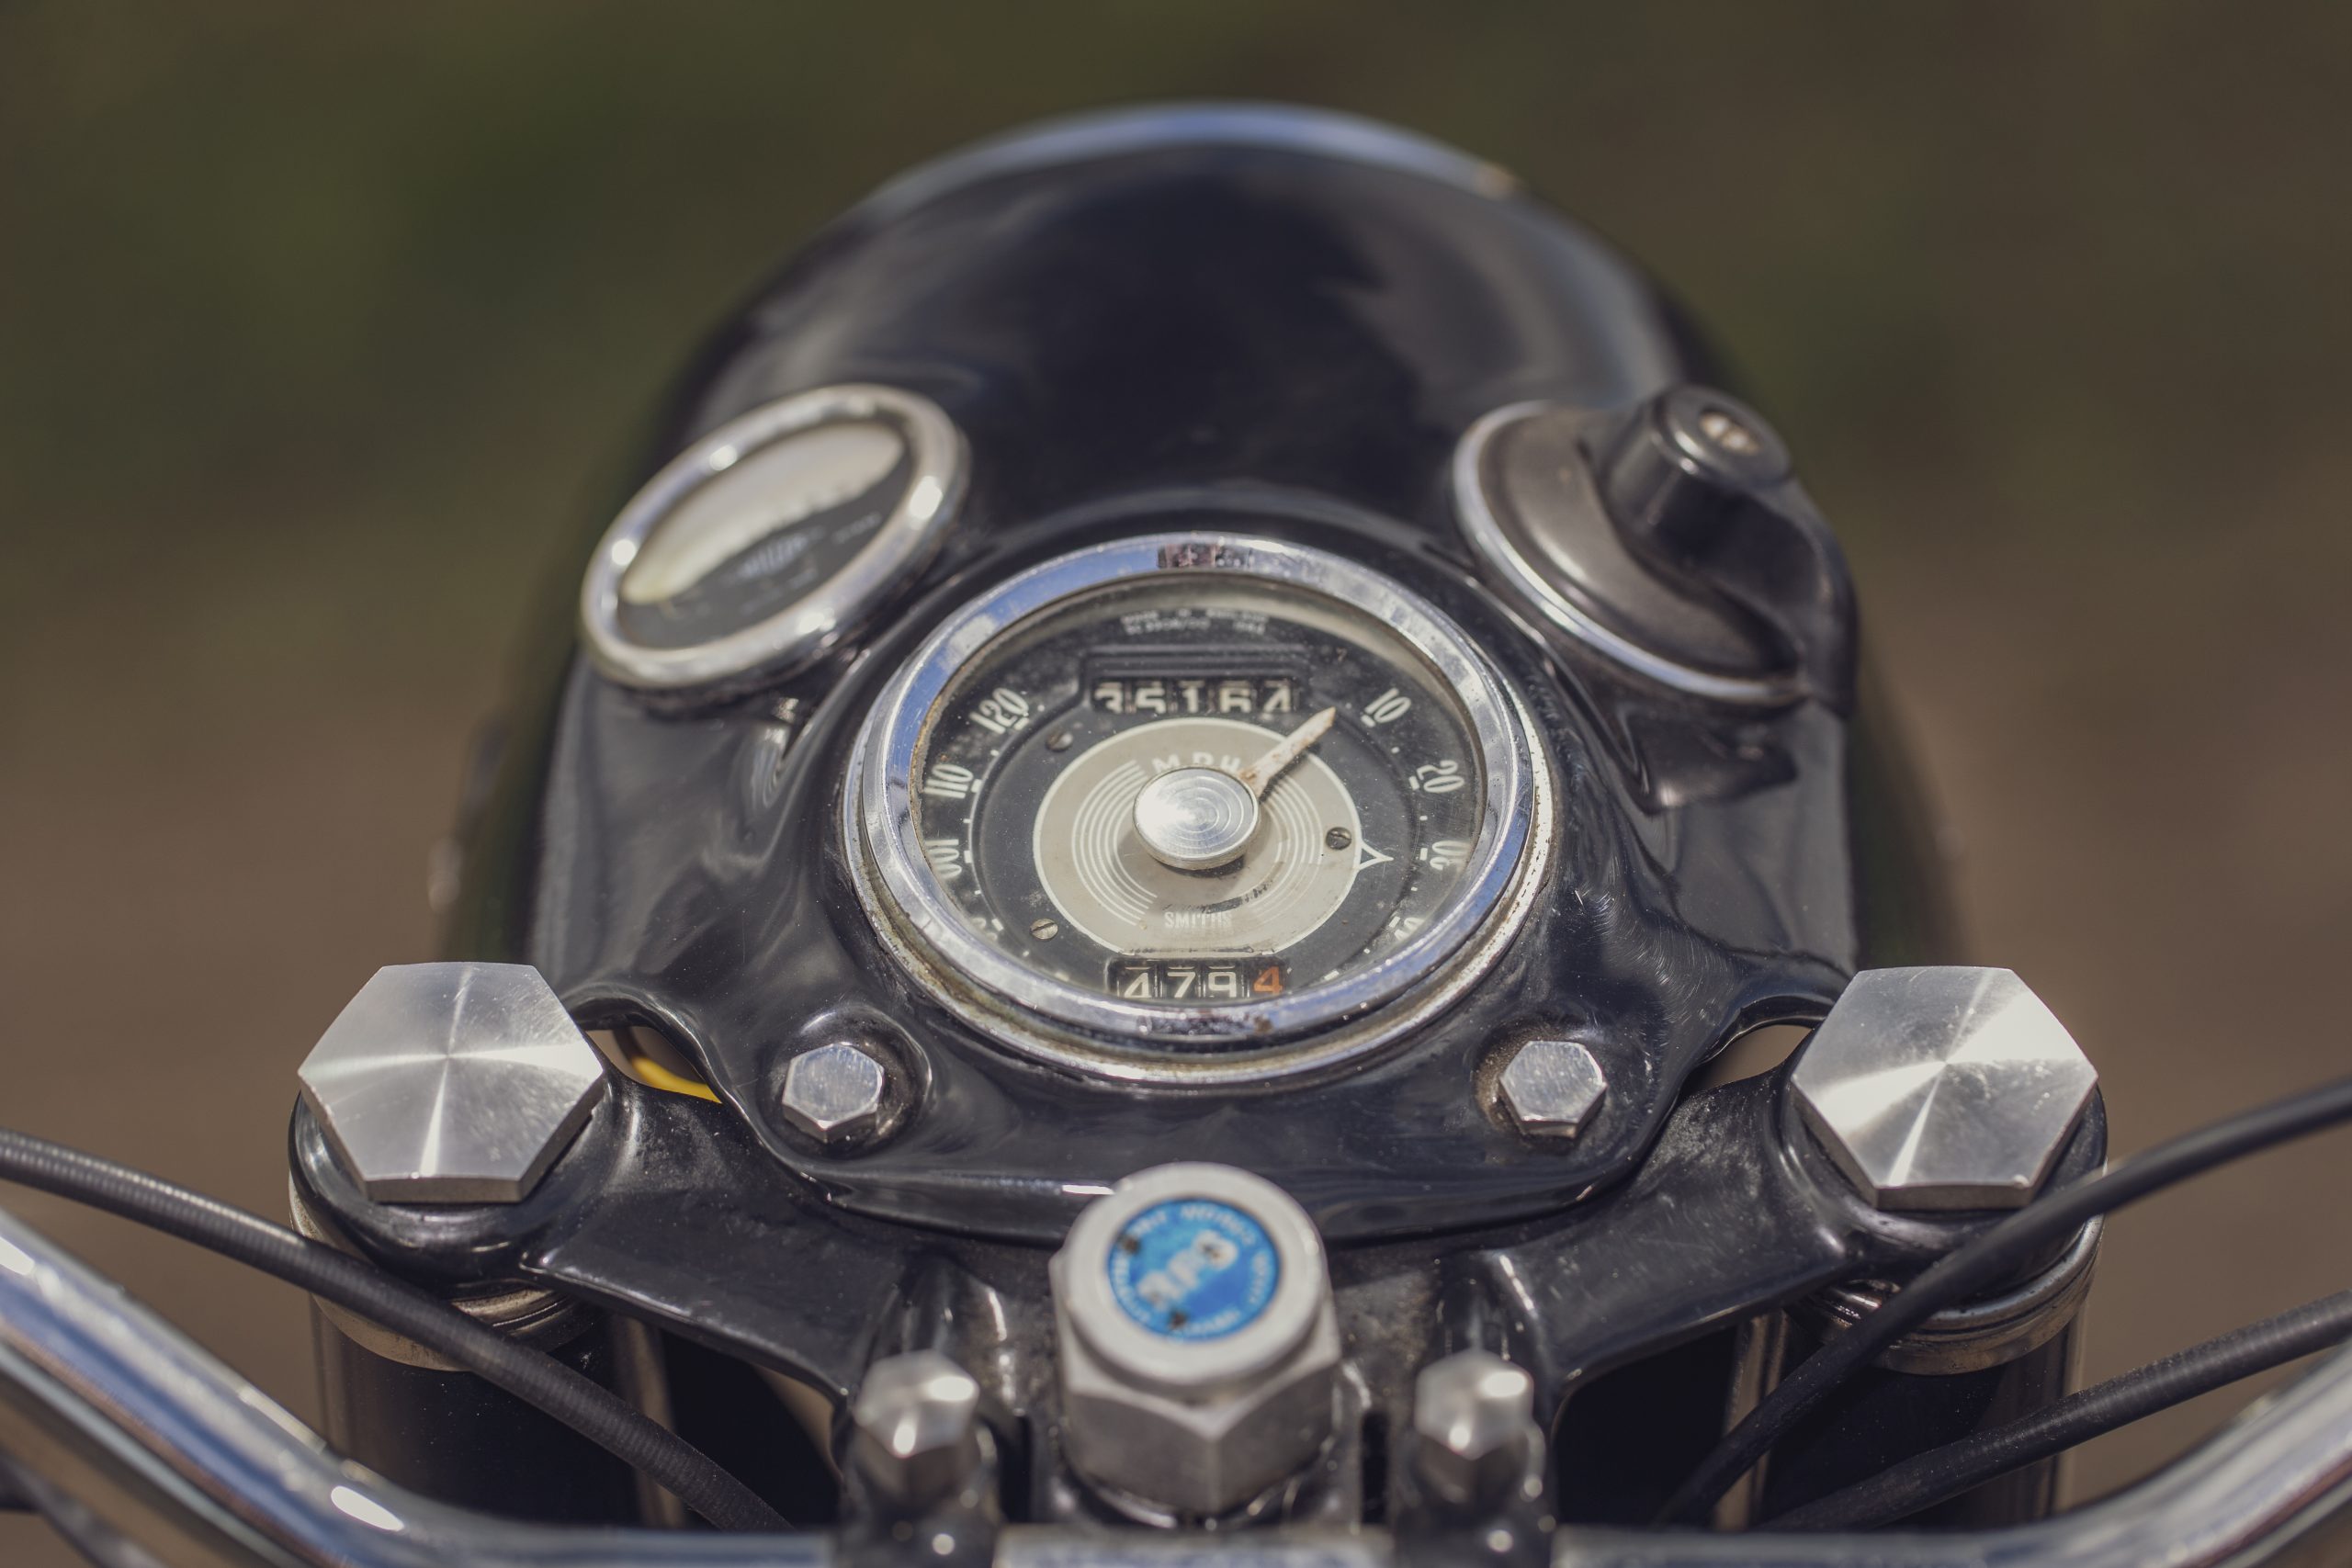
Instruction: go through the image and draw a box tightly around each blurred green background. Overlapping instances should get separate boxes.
[5,3,2349,1555]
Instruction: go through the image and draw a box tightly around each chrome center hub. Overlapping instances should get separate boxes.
[1133,767,1261,871]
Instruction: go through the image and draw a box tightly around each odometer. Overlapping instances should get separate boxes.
[845,536,1545,1079]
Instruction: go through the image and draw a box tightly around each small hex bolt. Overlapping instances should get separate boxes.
[850,1350,986,1509]
[781,1043,888,1146]
[1413,1351,1539,1510]
[1498,1039,1607,1138]
[1792,967,2098,1212]
[298,963,606,1204]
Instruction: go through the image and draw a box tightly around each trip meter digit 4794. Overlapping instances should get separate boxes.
[845,536,1549,1080]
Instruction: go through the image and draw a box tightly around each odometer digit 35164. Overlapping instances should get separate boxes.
[845,536,1546,1079]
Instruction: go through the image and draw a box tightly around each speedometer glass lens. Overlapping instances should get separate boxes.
[919,578,1481,1003]
[850,536,1543,1074]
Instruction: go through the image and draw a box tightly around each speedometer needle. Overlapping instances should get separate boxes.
[1132,708,1340,873]
[1233,706,1338,798]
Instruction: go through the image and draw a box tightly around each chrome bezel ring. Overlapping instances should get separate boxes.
[582,383,965,692]
[843,533,1550,1082]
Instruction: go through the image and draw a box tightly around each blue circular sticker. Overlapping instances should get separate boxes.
[1104,1198,1281,1341]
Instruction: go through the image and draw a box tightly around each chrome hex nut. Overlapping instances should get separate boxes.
[1412,1350,1540,1510]
[850,1350,987,1509]
[780,1043,888,1145]
[1051,1165,1341,1517]
[1498,1038,1608,1137]
[297,963,606,1204]
[1792,967,2098,1212]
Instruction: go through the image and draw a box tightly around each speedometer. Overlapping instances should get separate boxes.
[844,536,1548,1079]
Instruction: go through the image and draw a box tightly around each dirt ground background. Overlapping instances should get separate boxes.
[5,5,2349,1558]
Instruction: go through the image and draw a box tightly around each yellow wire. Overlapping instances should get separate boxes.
[627,1052,720,1102]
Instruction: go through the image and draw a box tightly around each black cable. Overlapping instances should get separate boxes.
[1656,1072,2352,1526]
[0,1128,786,1532]
[1765,1287,2352,1530]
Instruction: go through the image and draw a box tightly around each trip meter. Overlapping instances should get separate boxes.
[845,536,1547,1079]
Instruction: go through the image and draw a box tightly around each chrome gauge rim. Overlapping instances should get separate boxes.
[1452,401,1797,705]
[582,383,966,692]
[844,534,1548,1081]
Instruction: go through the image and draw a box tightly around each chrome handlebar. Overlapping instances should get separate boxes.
[4,1201,2349,1568]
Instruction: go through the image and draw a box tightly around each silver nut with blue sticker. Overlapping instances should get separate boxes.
[1051,1163,1341,1517]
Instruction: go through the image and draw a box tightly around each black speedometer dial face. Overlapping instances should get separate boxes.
[916,580,1484,1004]
[849,536,1543,1076]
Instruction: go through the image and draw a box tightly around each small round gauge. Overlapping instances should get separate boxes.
[582,384,965,692]
[846,535,1547,1078]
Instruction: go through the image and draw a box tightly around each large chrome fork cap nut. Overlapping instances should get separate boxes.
[1051,1163,1340,1515]
[1792,966,2098,1212]
[298,962,607,1204]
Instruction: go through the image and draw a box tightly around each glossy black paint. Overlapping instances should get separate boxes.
[437,107,1894,1244]
[300,106,2086,1529]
